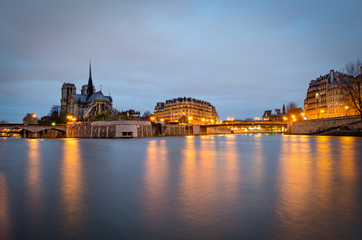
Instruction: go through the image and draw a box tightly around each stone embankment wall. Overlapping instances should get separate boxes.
[23,129,65,138]
[292,116,361,135]
[66,121,192,138]
[193,125,232,135]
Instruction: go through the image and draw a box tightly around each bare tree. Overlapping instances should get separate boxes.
[23,113,39,124]
[142,111,151,118]
[286,102,298,111]
[341,59,362,122]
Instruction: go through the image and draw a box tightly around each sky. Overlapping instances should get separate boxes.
[1,0,362,122]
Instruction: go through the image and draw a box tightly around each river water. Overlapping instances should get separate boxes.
[0,135,362,239]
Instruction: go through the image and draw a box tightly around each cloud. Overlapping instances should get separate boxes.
[0,0,362,122]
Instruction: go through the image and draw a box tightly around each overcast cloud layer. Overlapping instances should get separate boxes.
[1,0,362,122]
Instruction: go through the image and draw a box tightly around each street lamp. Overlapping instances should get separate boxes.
[345,106,349,117]
[188,116,192,124]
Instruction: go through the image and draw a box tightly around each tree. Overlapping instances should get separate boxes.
[39,105,63,124]
[49,105,60,118]
[142,111,151,118]
[178,115,188,124]
[286,102,298,111]
[23,113,39,124]
[341,59,362,122]
[90,113,118,121]
[284,102,304,121]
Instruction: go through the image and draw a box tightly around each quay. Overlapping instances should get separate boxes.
[1,120,285,138]
[1,116,361,138]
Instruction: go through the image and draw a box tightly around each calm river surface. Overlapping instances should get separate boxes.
[0,135,362,239]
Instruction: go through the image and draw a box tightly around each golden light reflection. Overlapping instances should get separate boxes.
[276,135,315,238]
[276,135,358,239]
[222,135,241,208]
[335,137,357,210]
[61,139,84,235]
[178,135,218,229]
[0,173,11,240]
[143,139,168,230]
[251,134,264,185]
[26,139,42,212]
[315,136,332,199]
[177,135,241,231]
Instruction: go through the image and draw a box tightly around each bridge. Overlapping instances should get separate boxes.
[0,124,66,138]
[200,121,289,134]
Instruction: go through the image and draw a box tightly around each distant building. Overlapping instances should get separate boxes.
[154,97,219,124]
[60,62,117,119]
[262,110,272,121]
[119,109,141,118]
[262,107,283,121]
[304,70,359,119]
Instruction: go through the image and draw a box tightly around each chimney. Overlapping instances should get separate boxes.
[330,69,334,83]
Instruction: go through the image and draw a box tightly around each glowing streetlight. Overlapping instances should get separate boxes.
[32,114,37,118]
[150,116,155,121]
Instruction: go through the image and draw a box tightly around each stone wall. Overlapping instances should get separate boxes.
[206,127,232,134]
[292,116,361,134]
[192,125,232,135]
[66,121,192,138]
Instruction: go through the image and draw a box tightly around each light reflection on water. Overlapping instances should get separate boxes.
[0,173,11,240]
[276,136,359,239]
[26,139,42,215]
[60,138,85,238]
[0,135,361,239]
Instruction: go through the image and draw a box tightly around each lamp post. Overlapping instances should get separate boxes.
[345,106,349,117]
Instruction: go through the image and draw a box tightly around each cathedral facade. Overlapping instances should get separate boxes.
[60,62,117,119]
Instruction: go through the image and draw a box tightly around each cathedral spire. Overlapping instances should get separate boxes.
[87,60,94,97]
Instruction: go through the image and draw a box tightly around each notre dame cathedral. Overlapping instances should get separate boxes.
[60,62,118,119]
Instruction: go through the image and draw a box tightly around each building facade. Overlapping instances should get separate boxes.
[154,97,219,124]
[60,62,117,119]
[304,70,358,119]
[262,105,286,121]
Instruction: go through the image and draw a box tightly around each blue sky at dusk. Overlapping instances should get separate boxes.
[1,0,362,122]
